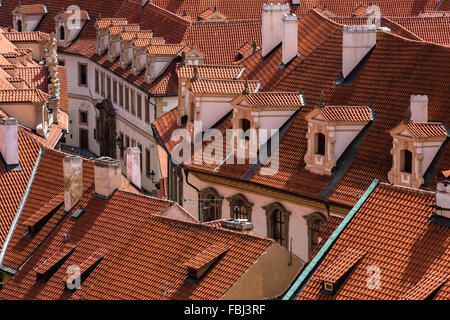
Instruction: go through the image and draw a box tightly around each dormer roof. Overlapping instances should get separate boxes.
[0,88,48,103]
[390,121,449,140]
[187,79,260,95]
[54,9,90,21]
[119,30,153,41]
[147,43,187,56]
[132,37,164,47]
[3,31,50,43]
[95,18,128,29]
[176,64,244,80]
[109,24,141,36]
[307,106,374,123]
[233,92,305,111]
[14,4,48,15]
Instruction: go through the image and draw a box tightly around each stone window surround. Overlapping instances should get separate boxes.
[303,211,327,258]
[262,202,291,248]
[388,137,424,188]
[304,120,336,176]
[199,187,224,222]
[226,193,254,221]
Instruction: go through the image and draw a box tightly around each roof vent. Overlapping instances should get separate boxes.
[70,208,86,221]
[64,230,71,242]
[184,244,229,280]
[220,218,254,231]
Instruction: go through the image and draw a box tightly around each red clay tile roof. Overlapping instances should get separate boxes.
[96,18,128,29]
[16,4,47,15]
[402,122,450,139]
[239,92,304,110]
[147,44,187,55]
[297,182,450,300]
[176,64,244,80]
[108,24,141,36]
[184,243,229,270]
[16,67,48,92]
[133,37,165,47]
[317,106,374,122]
[389,17,450,46]
[316,247,366,283]
[119,30,153,41]
[418,10,450,17]
[352,5,368,16]
[0,89,48,103]
[188,79,260,94]
[2,31,50,43]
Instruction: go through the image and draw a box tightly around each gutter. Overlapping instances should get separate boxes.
[0,147,44,265]
[282,178,380,300]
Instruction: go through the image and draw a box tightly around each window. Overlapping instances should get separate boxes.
[137,93,142,119]
[124,87,129,111]
[227,194,253,221]
[119,132,124,159]
[401,149,412,173]
[304,212,325,257]
[145,99,150,123]
[138,144,143,173]
[100,72,105,97]
[131,89,136,115]
[58,59,65,66]
[131,139,136,147]
[264,203,291,248]
[112,79,118,103]
[59,26,65,41]
[199,188,223,222]
[95,69,99,93]
[79,111,88,124]
[315,132,326,156]
[189,102,195,122]
[106,76,112,100]
[145,148,151,177]
[17,19,22,32]
[239,118,251,140]
[78,63,88,86]
[169,162,183,205]
[95,117,99,141]
[119,82,124,107]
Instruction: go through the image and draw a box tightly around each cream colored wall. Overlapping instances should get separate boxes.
[182,173,327,262]
[221,242,304,300]
[13,42,43,61]
[198,96,233,131]
[0,103,37,130]
[163,203,198,223]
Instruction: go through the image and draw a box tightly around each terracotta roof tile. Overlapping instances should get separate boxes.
[16,4,48,15]
[0,89,48,103]
[389,17,450,46]
[176,64,244,79]
[317,106,374,122]
[96,18,128,29]
[297,183,450,300]
[316,247,366,283]
[403,122,449,139]
[184,243,229,270]
[3,31,50,43]
[147,44,187,55]
[132,37,165,47]
[108,24,141,36]
[16,67,48,92]
[188,79,260,94]
[240,92,304,110]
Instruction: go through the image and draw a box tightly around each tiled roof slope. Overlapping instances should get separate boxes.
[3,31,50,43]
[0,128,41,247]
[389,17,450,46]
[297,183,450,300]
[78,216,272,300]
[176,64,244,79]
[16,67,48,92]
[0,188,173,300]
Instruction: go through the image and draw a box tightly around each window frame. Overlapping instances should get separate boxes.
[314,132,326,156]
[95,69,99,93]
[199,188,223,222]
[79,110,88,125]
[78,63,88,87]
[304,212,326,258]
[227,194,254,221]
[263,202,291,248]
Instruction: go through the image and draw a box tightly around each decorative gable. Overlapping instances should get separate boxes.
[12,4,47,32]
[54,8,90,48]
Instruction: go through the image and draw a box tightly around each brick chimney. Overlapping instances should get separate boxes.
[126,147,141,189]
[281,13,298,66]
[94,157,121,198]
[261,3,290,57]
[342,24,377,79]
[0,117,19,167]
[410,95,428,123]
[63,156,83,212]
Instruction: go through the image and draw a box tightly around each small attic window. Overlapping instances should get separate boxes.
[184,244,229,281]
[59,26,65,40]
[314,133,326,156]
[17,19,22,32]
[239,118,251,141]
[401,149,412,173]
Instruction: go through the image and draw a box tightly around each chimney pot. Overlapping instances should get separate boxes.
[220,219,254,232]
[261,3,290,57]
[342,24,377,78]
[94,157,121,198]
[63,155,83,212]
[126,147,141,189]
[410,95,428,123]
[281,13,298,66]
[0,117,19,166]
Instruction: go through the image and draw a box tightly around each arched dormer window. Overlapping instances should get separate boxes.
[315,132,326,156]
[227,194,253,221]
[263,202,291,248]
[199,188,223,222]
[17,19,23,32]
[59,25,65,41]
[239,118,251,140]
[400,149,412,174]
[304,212,326,258]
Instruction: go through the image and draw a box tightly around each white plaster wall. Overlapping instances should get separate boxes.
[152,59,171,79]
[419,141,444,175]
[162,96,179,113]
[198,97,233,131]
[333,124,365,160]
[257,110,294,146]
[182,173,324,262]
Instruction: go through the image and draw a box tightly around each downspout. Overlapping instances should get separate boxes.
[147,93,157,121]
[0,147,44,265]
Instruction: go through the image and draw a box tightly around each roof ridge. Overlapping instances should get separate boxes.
[378,181,436,196]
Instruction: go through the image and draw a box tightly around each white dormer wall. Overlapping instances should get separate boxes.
[14,13,45,32]
[120,40,133,68]
[193,95,234,132]
[145,55,174,83]
[108,37,121,61]
[132,47,147,75]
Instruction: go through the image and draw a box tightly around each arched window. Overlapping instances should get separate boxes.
[17,19,22,32]
[199,188,223,222]
[59,26,65,41]
[239,118,251,140]
[263,202,291,248]
[314,132,326,155]
[304,212,326,257]
[169,162,183,205]
[401,149,412,173]
[227,194,253,221]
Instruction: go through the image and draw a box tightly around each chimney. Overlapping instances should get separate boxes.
[342,24,377,79]
[291,0,300,6]
[410,95,428,123]
[94,157,121,198]
[261,3,290,57]
[435,179,450,219]
[220,219,254,233]
[126,147,141,189]
[0,117,19,167]
[63,156,83,212]
[281,13,298,66]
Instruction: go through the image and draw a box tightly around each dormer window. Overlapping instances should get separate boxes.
[59,26,65,41]
[239,118,251,140]
[315,132,326,156]
[17,19,22,32]
[400,149,412,173]
[305,106,373,175]
[227,194,253,221]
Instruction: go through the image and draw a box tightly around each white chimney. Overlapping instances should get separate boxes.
[261,3,290,57]
[126,147,141,189]
[282,13,298,66]
[342,24,377,79]
[436,180,450,219]
[0,117,19,166]
[291,0,300,5]
[410,95,428,123]
[63,156,83,212]
[94,157,121,198]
